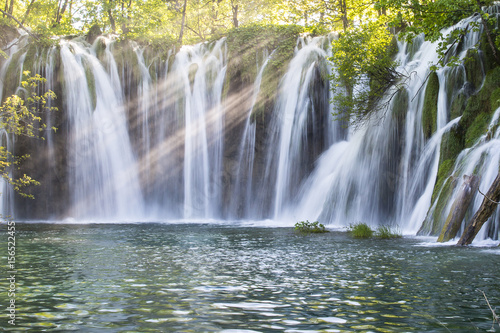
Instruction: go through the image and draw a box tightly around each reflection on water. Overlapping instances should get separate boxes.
[1,223,499,332]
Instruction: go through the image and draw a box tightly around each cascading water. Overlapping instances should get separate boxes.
[60,40,145,220]
[285,12,499,238]
[171,39,227,219]
[263,36,336,219]
[227,50,271,218]
[0,9,499,242]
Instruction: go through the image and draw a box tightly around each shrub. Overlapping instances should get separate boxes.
[294,220,328,234]
[348,223,374,238]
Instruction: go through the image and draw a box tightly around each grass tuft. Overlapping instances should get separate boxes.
[348,223,374,238]
[294,220,328,234]
[375,226,403,239]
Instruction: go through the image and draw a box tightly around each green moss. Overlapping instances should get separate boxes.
[463,49,484,91]
[420,173,457,235]
[465,112,491,147]
[2,49,24,98]
[460,94,484,128]
[22,43,40,74]
[491,87,500,111]
[391,88,409,125]
[431,159,456,204]
[449,92,467,120]
[422,71,439,139]
[94,38,107,64]
[82,58,96,111]
[440,126,464,162]
[482,67,500,94]
[188,63,198,91]
[111,40,141,83]
[224,24,304,120]
[405,37,424,61]
[480,30,500,73]
[445,66,465,106]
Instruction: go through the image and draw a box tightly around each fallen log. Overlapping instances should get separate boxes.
[457,172,500,246]
[437,175,479,242]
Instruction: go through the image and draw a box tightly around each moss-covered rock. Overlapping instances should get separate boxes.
[440,126,464,162]
[431,159,456,204]
[465,112,491,146]
[449,92,467,120]
[480,29,500,74]
[420,167,458,235]
[0,23,19,49]
[464,49,484,91]
[491,87,500,111]
[82,57,97,111]
[457,67,500,147]
[224,24,304,120]
[422,71,439,139]
[86,24,102,45]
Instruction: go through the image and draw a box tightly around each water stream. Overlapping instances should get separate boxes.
[0,11,498,242]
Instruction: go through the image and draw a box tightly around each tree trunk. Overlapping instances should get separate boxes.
[232,3,238,28]
[178,0,187,44]
[108,8,116,32]
[21,0,35,25]
[457,172,500,246]
[7,0,13,15]
[339,0,348,32]
[55,0,69,25]
[437,175,479,242]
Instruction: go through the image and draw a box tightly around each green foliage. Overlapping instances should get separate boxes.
[224,23,303,121]
[348,222,402,238]
[0,71,57,198]
[294,220,328,234]
[422,72,439,139]
[375,226,402,239]
[348,223,374,238]
[330,18,401,126]
[380,0,499,70]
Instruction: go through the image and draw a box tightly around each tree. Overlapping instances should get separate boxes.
[377,0,500,66]
[0,71,56,198]
[178,0,187,43]
[329,17,401,126]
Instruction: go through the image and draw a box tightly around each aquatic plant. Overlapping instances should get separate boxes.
[348,223,374,238]
[375,226,402,239]
[294,220,327,234]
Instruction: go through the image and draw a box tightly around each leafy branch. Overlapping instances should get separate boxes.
[0,71,57,198]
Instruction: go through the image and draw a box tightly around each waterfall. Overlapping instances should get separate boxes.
[60,40,145,220]
[171,39,227,219]
[284,13,499,238]
[0,9,498,242]
[264,36,335,219]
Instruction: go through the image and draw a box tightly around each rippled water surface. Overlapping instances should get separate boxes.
[1,223,500,332]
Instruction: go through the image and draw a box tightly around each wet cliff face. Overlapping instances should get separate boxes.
[4,26,336,220]
[2,10,499,241]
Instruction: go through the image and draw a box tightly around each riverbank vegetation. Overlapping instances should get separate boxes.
[294,220,328,234]
[348,223,402,239]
